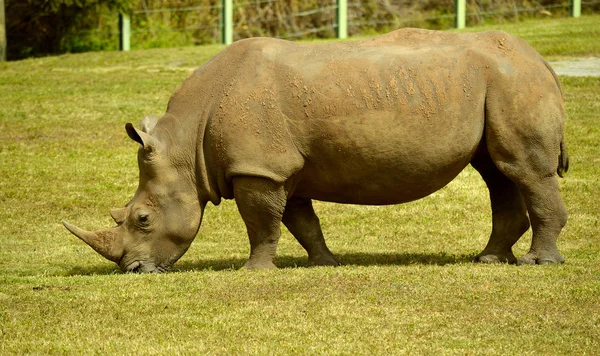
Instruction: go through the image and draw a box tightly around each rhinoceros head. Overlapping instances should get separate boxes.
[63,115,204,273]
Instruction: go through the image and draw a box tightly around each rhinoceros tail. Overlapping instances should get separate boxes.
[558,138,569,178]
[542,59,569,178]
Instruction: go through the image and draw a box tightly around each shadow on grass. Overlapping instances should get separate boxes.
[66,252,475,276]
[173,252,474,272]
[67,265,121,276]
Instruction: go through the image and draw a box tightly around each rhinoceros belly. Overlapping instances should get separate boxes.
[290,105,484,205]
[269,45,487,204]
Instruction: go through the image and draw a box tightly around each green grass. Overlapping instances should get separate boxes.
[1,15,599,354]
[457,15,600,59]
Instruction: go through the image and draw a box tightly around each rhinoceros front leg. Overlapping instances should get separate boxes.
[233,176,287,269]
[282,198,340,267]
[471,152,530,264]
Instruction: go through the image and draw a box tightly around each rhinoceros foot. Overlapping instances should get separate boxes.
[473,250,517,264]
[308,253,341,267]
[517,250,565,265]
[242,259,277,270]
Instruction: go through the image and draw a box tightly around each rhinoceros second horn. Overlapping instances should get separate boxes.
[110,208,126,225]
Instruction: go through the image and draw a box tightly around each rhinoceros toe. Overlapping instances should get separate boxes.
[473,251,517,264]
[308,253,341,267]
[517,251,565,265]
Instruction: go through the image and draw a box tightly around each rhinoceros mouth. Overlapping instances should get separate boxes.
[123,260,169,274]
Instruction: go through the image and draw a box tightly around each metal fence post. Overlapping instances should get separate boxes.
[570,0,581,17]
[0,0,6,61]
[455,0,466,29]
[337,0,347,39]
[221,0,233,45]
[119,12,131,51]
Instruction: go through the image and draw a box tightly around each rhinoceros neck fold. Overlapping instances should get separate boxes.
[156,109,221,207]
[198,124,223,205]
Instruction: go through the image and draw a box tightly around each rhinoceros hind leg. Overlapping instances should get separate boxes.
[233,176,287,270]
[282,198,340,267]
[484,99,567,265]
[471,151,530,264]
[514,176,566,265]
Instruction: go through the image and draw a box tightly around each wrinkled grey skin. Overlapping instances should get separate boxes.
[64,29,569,272]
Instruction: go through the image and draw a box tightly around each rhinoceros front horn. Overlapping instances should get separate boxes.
[62,221,124,263]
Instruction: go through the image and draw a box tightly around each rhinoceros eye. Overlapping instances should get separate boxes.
[132,209,152,231]
[138,213,149,224]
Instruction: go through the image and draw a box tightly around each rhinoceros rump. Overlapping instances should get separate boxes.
[63,28,569,272]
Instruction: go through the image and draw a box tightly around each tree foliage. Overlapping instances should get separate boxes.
[5,0,135,59]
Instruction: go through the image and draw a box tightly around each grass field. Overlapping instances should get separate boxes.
[1,15,599,354]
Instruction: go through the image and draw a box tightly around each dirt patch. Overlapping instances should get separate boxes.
[549,58,600,77]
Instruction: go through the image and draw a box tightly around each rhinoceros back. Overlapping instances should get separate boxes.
[170,29,557,204]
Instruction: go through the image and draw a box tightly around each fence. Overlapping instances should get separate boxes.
[116,0,588,51]
[3,0,595,60]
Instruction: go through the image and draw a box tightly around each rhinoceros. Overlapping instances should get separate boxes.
[63,28,569,273]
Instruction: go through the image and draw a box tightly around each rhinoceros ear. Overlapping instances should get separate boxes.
[140,115,158,133]
[126,123,160,152]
